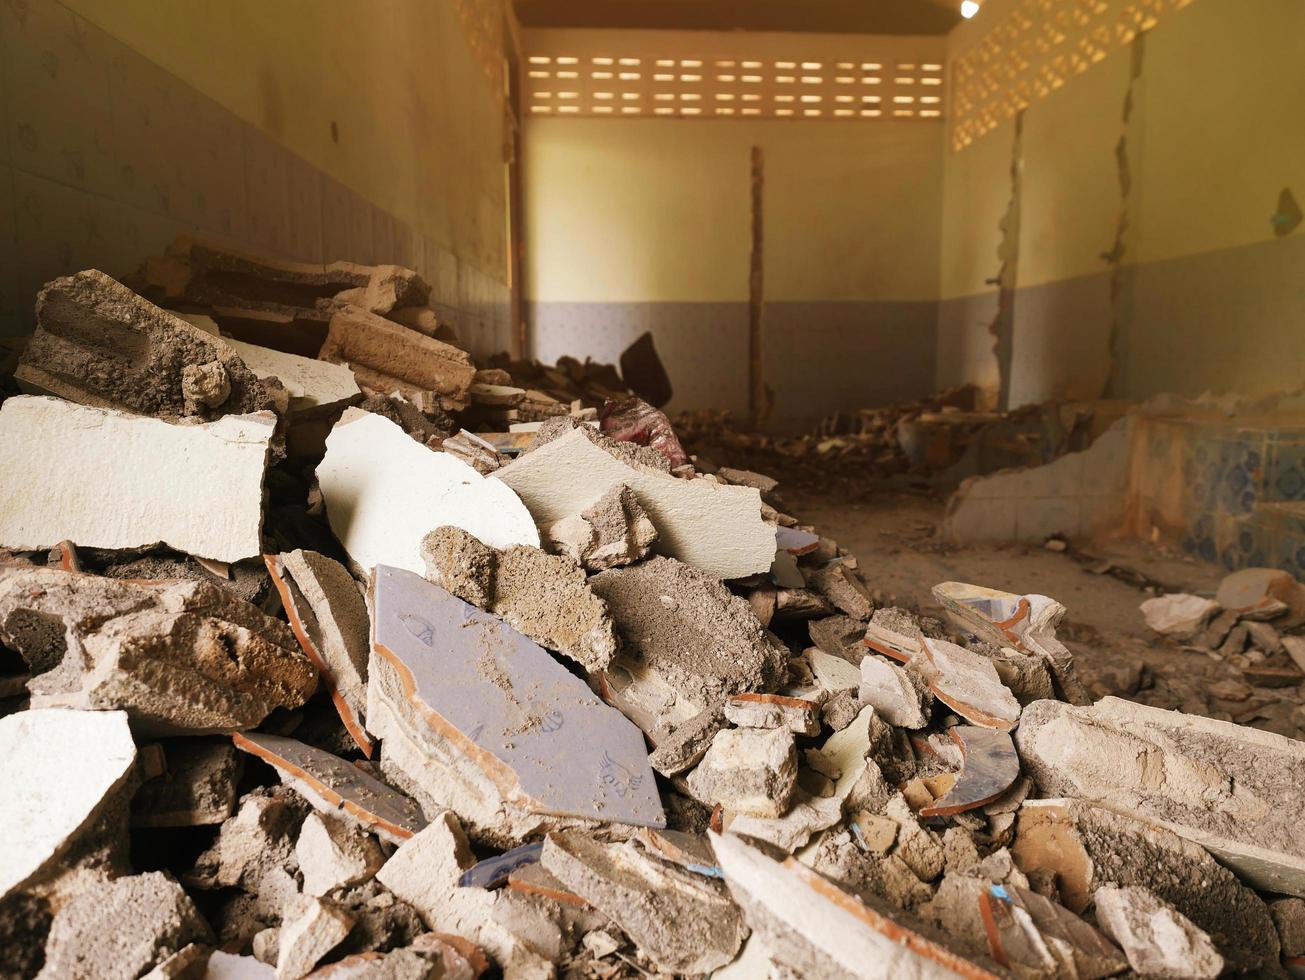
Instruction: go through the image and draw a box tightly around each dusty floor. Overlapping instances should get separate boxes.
[772,481,1305,736]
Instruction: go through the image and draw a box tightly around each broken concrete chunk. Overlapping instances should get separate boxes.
[37,871,212,980]
[17,269,278,419]
[267,551,372,756]
[319,306,475,412]
[1139,593,1221,639]
[1015,696,1305,896]
[859,656,931,729]
[544,483,657,572]
[728,790,844,853]
[646,704,726,777]
[226,338,361,416]
[1010,799,1279,972]
[318,409,539,574]
[0,709,136,899]
[686,727,797,818]
[1094,885,1223,979]
[232,733,426,844]
[724,693,822,736]
[589,556,788,736]
[0,396,274,562]
[712,831,1001,979]
[918,727,1018,819]
[813,706,892,811]
[494,427,775,580]
[368,565,663,832]
[809,562,874,621]
[0,566,316,734]
[542,831,746,974]
[133,738,241,827]
[277,898,355,979]
[932,581,1087,704]
[420,526,616,673]
[1272,898,1305,957]
[915,638,1020,732]
[297,811,386,897]
[335,266,430,316]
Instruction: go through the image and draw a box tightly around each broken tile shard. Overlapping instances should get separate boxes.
[0,566,315,733]
[918,727,1019,818]
[0,396,274,562]
[318,408,539,574]
[493,427,775,580]
[724,692,822,736]
[368,565,663,830]
[1015,696,1305,896]
[542,830,746,974]
[232,732,427,844]
[266,550,372,755]
[17,269,278,420]
[0,708,136,899]
[915,638,1020,732]
[420,526,616,673]
[1139,593,1221,639]
[1094,885,1224,979]
[859,656,931,729]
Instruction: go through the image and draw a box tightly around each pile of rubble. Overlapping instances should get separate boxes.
[1,247,1303,979]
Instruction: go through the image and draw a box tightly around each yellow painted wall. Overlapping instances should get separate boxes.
[56,0,510,278]
[526,118,943,304]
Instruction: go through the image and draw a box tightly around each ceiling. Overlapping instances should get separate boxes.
[514,0,964,36]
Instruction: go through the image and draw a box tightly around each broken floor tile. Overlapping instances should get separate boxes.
[420,526,615,673]
[493,426,776,580]
[809,647,863,697]
[132,738,242,828]
[1,566,316,734]
[368,565,663,832]
[776,526,820,556]
[459,842,545,891]
[0,709,136,900]
[267,550,373,756]
[636,828,721,877]
[1139,593,1221,639]
[931,581,1088,704]
[17,269,278,420]
[712,831,1001,979]
[724,693,822,735]
[544,482,658,572]
[1015,696,1305,896]
[919,727,1019,819]
[541,831,746,974]
[317,409,539,575]
[915,638,1020,732]
[1010,799,1279,972]
[863,607,927,661]
[277,897,355,979]
[1094,885,1223,979]
[859,656,931,729]
[686,727,797,818]
[232,732,426,845]
[296,811,386,898]
[589,556,788,737]
[1216,567,1305,627]
[975,881,1127,979]
[0,396,274,563]
[37,871,213,980]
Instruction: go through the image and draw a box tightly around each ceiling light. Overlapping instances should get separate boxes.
[961,1,981,18]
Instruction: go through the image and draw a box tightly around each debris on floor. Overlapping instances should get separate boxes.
[1,252,1301,978]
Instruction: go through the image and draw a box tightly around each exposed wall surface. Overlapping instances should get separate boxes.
[523,28,946,426]
[939,0,1305,409]
[0,0,515,357]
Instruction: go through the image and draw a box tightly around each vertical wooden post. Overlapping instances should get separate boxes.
[748,146,766,430]
[505,17,528,360]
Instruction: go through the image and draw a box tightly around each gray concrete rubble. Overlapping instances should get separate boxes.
[0,708,137,900]
[590,555,788,737]
[541,830,747,974]
[0,566,317,734]
[544,482,658,571]
[1015,696,1305,895]
[17,269,280,420]
[266,550,373,755]
[686,726,798,818]
[915,637,1021,732]
[367,564,662,843]
[724,692,822,735]
[419,525,617,672]
[493,426,777,579]
[276,897,356,979]
[1094,885,1224,979]
[36,872,213,980]
[132,738,242,827]
[297,812,386,898]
